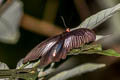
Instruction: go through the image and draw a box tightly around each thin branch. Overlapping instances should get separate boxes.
[0,68,38,79]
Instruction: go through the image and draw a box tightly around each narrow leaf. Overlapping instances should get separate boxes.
[69,44,102,55]
[0,0,23,44]
[49,63,105,80]
[71,3,120,30]
[0,62,9,70]
[0,61,9,80]
[69,44,120,57]
[16,59,34,69]
[96,35,110,41]
[96,49,120,57]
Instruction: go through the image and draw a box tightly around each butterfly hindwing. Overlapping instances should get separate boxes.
[63,28,96,56]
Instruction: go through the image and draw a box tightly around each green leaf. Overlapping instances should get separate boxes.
[97,49,120,57]
[68,44,102,55]
[71,3,120,30]
[79,49,120,57]
[69,44,120,57]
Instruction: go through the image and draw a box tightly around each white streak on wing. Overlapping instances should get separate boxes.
[53,50,56,57]
[42,41,56,56]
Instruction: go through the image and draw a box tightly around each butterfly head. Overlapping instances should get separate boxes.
[61,16,70,32]
[66,28,70,32]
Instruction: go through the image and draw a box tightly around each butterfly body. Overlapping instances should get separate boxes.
[23,28,96,66]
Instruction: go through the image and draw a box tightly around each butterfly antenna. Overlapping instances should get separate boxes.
[60,16,68,29]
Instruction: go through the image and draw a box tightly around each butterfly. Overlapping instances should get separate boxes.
[23,17,96,66]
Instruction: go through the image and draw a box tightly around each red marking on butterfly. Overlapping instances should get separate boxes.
[66,28,70,32]
[23,28,96,66]
[53,52,56,57]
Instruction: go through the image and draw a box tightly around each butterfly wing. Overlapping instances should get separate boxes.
[39,40,64,65]
[23,35,61,64]
[40,28,96,65]
[61,28,96,59]
[23,28,96,66]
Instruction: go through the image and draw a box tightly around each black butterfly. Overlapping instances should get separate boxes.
[23,27,96,66]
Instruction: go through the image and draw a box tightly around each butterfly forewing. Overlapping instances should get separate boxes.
[23,35,61,64]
